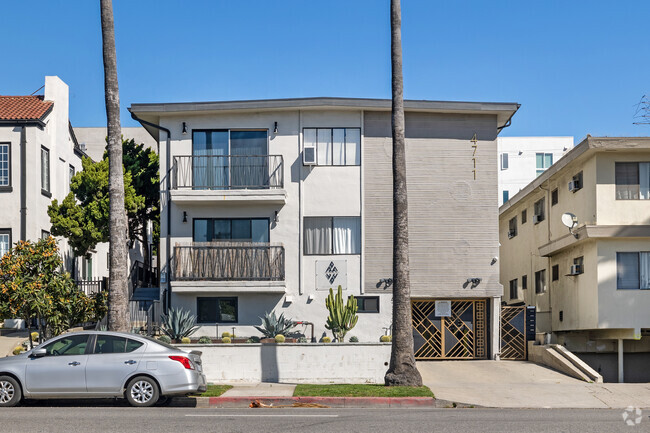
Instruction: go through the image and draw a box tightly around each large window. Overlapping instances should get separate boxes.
[0,229,10,257]
[0,143,10,189]
[535,269,546,294]
[193,218,269,243]
[304,217,361,255]
[617,252,650,290]
[615,162,650,200]
[536,153,553,177]
[192,130,268,189]
[303,128,360,166]
[197,297,238,323]
[41,146,50,195]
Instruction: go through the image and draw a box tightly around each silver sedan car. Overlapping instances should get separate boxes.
[0,331,207,407]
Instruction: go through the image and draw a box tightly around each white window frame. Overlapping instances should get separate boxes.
[303,128,361,166]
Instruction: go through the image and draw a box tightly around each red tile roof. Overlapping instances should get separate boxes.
[0,95,53,121]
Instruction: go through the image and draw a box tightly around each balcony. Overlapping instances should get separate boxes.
[171,243,286,294]
[169,155,286,204]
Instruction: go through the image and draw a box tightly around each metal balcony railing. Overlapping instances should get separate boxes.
[171,155,284,190]
[172,243,285,282]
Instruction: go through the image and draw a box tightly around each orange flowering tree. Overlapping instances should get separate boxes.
[0,237,107,346]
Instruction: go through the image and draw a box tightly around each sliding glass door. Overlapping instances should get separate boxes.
[193,130,228,189]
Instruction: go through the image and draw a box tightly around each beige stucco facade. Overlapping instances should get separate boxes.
[499,136,650,381]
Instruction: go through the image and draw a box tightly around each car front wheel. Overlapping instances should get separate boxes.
[0,376,21,407]
[125,376,159,407]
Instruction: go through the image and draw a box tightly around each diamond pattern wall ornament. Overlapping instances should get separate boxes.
[315,260,347,290]
[324,262,339,284]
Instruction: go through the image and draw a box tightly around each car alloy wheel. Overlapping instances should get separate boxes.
[0,381,14,404]
[130,380,154,404]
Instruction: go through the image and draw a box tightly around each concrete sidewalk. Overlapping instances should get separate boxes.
[221,382,296,397]
[0,331,28,357]
[418,360,650,409]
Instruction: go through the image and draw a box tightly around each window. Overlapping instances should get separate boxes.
[552,265,559,281]
[536,153,553,177]
[43,334,89,356]
[500,153,509,170]
[0,229,10,257]
[41,230,50,240]
[570,171,583,192]
[535,269,546,294]
[357,296,380,313]
[126,339,145,353]
[197,297,238,323]
[303,128,360,166]
[41,146,50,195]
[503,190,509,203]
[573,256,584,275]
[522,275,528,290]
[193,218,269,243]
[615,162,650,200]
[509,279,518,299]
[508,217,517,238]
[551,189,558,206]
[521,209,527,224]
[83,256,93,281]
[304,217,361,255]
[533,198,545,223]
[94,335,129,354]
[69,164,75,187]
[616,252,650,290]
[0,143,10,189]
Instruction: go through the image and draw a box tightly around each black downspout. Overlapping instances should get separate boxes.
[130,113,172,312]
[20,126,27,241]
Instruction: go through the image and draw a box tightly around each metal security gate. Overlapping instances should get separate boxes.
[500,306,527,360]
[412,299,487,360]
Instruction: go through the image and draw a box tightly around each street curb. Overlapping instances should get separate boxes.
[195,396,436,408]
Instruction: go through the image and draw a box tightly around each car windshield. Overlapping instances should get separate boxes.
[142,335,181,351]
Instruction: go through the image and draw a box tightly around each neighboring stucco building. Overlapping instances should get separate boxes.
[73,126,158,162]
[130,97,518,359]
[498,136,573,206]
[499,136,650,382]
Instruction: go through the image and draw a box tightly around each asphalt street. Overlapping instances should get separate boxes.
[1,403,648,433]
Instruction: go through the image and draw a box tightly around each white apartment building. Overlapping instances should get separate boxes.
[498,137,573,206]
[499,136,650,382]
[131,97,519,358]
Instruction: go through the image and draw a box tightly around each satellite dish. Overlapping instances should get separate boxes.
[561,212,578,229]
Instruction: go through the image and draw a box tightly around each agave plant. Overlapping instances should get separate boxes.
[160,307,199,341]
[254,311,296,338]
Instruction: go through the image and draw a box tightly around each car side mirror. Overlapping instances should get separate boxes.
[31,348,47,358]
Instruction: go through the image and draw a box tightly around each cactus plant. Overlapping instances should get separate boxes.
[222,336,231,344]
[275,334,286,343]
[30,332,39,342]
[160,307,199,341]
[325,286,358,342]
[380,335,392,343]
[298,336,308,343]
[321,336,332,343]
[254,311,296,338]
[198,336,212,344]
[221,332,231,338]
[12,346,22,355]
[157,335,172,344]
[349,336,359,343]
[181,337,191,344]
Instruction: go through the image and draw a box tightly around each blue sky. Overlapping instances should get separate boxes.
[1,1,648,141]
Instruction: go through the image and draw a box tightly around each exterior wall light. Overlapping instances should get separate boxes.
[274,210,279,223]
[273,122,278,134]
[182,211,188,223]
[182,122,188,135]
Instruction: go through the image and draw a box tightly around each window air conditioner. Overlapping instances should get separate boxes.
[303,145,317,165]
[507,230,516,239]
[533,214,541,224]
[568,180,581,192]
[570,264,582,275]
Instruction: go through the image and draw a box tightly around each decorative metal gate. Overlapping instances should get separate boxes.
[500,306,527,360]
[412,299,487,360]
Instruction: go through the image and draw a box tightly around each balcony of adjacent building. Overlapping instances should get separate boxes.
[168,154,286,204]
[170,242,286,294]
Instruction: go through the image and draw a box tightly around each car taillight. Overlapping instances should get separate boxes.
[169,355,194,370]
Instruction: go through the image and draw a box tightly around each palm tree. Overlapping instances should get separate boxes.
[100,0,129,332]
[384,0,423,387]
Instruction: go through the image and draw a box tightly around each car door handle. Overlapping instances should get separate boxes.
[68,361,81,366]
[124,360,137,365]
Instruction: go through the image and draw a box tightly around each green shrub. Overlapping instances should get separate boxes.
[349,336,359,342]
[380,335,392,343]
[321,336,332,343]
[181,337,191,344]
[221,336,231,344]
[12,346,22,356]
[247,336,260,343]
[157,335,172,344]
[274,334,285,343]
[298,336,308,343]
[198,336,212,344]
[221,332,231,338]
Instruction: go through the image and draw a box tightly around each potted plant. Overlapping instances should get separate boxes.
[254,311,297,343]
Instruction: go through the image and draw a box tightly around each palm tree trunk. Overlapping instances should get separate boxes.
[100,0,129,332]
[385,0,422,387]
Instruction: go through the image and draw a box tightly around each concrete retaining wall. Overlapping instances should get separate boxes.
[183,343,392,384]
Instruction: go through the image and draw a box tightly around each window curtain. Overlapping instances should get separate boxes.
[304,217,332,254]
[193,131,228,190]
[640,163,650,200]
[332,129,345,165]
[0,234,8,257]
[230,131,268,188]
[640,252,650,289]
[317,129,332,165]
[333,217,360,254]
[617,252,639,289]
[345,129,361,165]
[615,162,640,200]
